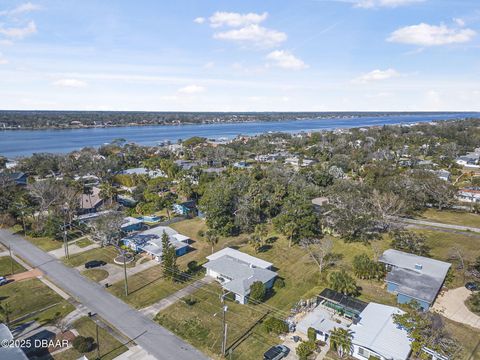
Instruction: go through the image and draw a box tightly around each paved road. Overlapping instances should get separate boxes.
[0,230,208,360]
[398,217,480,233]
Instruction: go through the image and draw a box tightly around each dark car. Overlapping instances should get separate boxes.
[0,276,8,286]
[263,345,290,360]
[465,282,479,291]
[85,260,106,269]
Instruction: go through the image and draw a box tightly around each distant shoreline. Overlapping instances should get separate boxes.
[0,111,478,131]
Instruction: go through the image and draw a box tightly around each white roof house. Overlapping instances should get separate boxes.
[204,248,276,304]
[350,303,412,360]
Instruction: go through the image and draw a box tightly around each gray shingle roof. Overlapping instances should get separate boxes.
[204,255,277,296]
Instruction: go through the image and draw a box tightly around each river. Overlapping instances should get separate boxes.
[0,112,478,158]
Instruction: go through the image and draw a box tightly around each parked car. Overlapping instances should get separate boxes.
[0,276,8,286]
[85,260,106,269]
[263,345,290,360]
[465,282,479,291]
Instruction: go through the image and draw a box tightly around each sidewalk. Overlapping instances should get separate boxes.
[141,276,214,318]
[48,242,99,259]
[100,259,157,286]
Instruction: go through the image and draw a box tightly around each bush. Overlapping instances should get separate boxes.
[273,278,285,290]
[183,296,197,306]
[296,341,315,360]
[307,327,317,342]
[263,317,288,335]
[187,260,199,273]
[197,229,205,238]
[249,281,266,304]
[72,336,94,353]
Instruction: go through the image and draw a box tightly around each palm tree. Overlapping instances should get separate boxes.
[205,230,219,254]
[329,270,358,296]
[330,327,353,358]
[99,182,117,206]
[249,224,268,253]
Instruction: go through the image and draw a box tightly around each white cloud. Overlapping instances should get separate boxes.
[53,78,88,88]
[354,0,424,8]
[266,50,308,70]
[0,2,41,16]
[0,20,37,39]
[209,11,268,28]
[193,17,205,24]
[0,53,7,64]
[177,84,206,94]
[353,68,400,83]
[203,61,215,69]
[454,18,465,27]
[214,24,287,48]
[388,23,476,46]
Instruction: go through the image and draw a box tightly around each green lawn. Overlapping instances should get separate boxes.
[156,282,278,360]
[24,235,64,252]
[418,209,480,228]
[444,318,480,360]
[63,246,121,268]
[0,256,26,276]
[74,237,93,248]
[108,265,201,308]
[82,269,109,282]
[53,317,128,360]
[0,278,73,324]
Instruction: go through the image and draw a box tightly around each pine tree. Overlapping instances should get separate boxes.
[161,231,178,281]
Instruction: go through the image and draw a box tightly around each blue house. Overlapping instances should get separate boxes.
[173,200,197,217]
[121,217,144,232]
[379,249,451,311]
[122,226,190,262]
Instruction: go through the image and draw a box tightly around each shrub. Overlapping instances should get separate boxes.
[183,296,197,306]
[197,229,205,238]
[273,278,285,290]
[72,336,94,353]
[307,327,317,342]
[296,341,315,360]
[249,281,266,304]
[187,260,199,273]
[263,317,288,335]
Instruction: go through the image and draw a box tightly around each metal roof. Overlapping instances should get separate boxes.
[318,288,368,314]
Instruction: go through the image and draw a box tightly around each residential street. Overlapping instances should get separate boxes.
[0,229,208,360]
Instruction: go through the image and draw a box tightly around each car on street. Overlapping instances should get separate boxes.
[465,282,479,291]
[85,260,107,269]
[263,345,290,360]
[0,276,8,286]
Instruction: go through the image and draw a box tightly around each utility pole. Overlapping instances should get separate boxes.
[220,293,228,356]
[63,205,70,259]
[95,321,100,360]
[123,252,129,296]
[21,210,26,235]
[9,243,14,275]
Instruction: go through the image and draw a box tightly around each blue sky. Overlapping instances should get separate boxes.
[0,0,479,111]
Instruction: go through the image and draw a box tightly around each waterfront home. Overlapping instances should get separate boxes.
[379,249,451,310]
[122,226,190,261]
[203,248,277,304]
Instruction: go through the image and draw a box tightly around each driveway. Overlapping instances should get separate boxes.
[0,229,207,360]
[432,287,480,329]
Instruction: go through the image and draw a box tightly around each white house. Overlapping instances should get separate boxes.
[203,248,277,304]
[350,303,412,360]
[457,187,480,203]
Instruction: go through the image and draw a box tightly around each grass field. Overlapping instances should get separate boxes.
[74,237,93,248]
[63,246,121,267]
[0,278,73,324]
[419,209,480,228]
[0,255,26,275]
[53,317,128,360]
[108,264,202,308]
[82,269,109,282]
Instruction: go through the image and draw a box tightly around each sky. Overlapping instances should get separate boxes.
[0,0,479,112]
